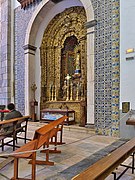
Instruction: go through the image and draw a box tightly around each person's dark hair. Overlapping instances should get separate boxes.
[7,103,15,110]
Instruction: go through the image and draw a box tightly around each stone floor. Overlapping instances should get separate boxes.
[0,121,134,180]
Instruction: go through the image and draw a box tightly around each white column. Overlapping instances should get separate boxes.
[24,45,37,115]
[87,27,95,124]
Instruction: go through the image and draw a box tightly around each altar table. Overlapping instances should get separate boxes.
[40,108,75,125]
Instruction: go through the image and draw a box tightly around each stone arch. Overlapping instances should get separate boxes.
[24,0,94,124]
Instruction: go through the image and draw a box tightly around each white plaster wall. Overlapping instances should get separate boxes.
[120,0,135,110]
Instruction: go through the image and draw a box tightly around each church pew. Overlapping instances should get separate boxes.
[30,115,67,165]
[0,116,30,151]
[72,137,135,180]
[126,118,135,125]
[10,115,67,180]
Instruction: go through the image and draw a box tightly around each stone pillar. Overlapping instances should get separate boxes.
[86,21,96,125]
[23,44,37,116]
[0,0,11,105]
[87,28,94,124]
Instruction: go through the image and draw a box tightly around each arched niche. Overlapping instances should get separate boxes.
[24,0,94,124]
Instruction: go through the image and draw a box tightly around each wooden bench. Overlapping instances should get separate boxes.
[72,137,135,180]
[10,115,67,180]
[0,116,30,151]
[126,118,135,125]
[30,115,67,165]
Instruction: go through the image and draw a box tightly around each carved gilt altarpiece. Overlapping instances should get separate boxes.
[40,7,87,124]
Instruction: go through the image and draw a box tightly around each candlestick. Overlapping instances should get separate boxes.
[54,85,57,101]
[70,82,73,101]
[76,83,79,101]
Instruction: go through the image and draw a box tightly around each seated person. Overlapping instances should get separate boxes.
[4,103,22,120]
[0,103,23,134]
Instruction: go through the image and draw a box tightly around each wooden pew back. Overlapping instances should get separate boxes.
[0,116,30,151]
[72,137,135,180]
[11,115,67,180]
[34,115,67,148]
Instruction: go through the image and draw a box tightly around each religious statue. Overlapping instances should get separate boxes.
[31,83,37,101]
[65,74,71,101]
[62,80,67,100]
[30,83,38,121]
[73,51,81,78]
[76,51,81,70]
